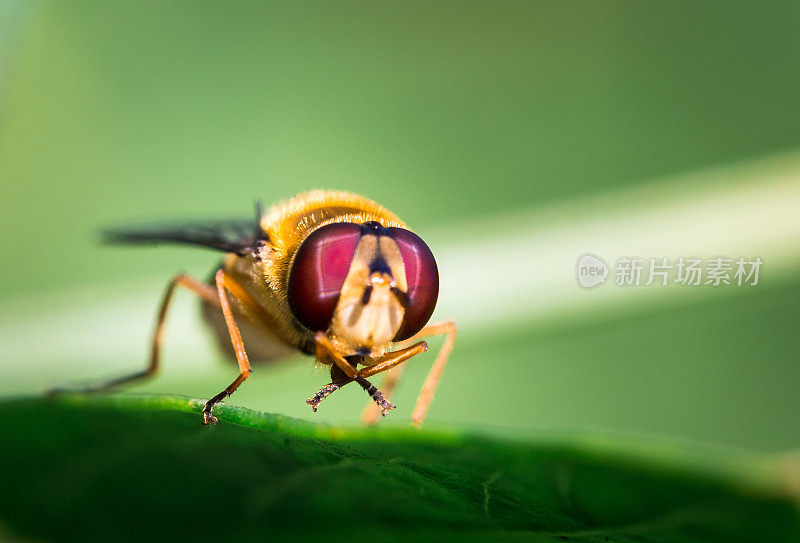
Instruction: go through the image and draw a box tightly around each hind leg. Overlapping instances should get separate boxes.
[50,274,217,394]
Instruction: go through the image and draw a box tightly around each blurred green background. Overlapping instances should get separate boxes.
[1,1,799,451]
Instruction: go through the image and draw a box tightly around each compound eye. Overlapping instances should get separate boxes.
[288,222,361,332]
[388,228,439,341]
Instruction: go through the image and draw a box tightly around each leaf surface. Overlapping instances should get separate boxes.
[1,394,797,542]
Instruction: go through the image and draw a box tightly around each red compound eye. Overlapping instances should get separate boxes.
[389,228,439,341]
[288,222,361,332]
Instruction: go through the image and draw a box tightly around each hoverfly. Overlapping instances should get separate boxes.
[86,191,456,426]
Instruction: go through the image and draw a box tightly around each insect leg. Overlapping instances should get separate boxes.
[405,320,457,427]
[359,364,405,424]
[305,342,402,417]
[313,332,359,378]
[358,341,427,424]
[304,335,360,413]
[358,342,429,378]
[306,364,352,412]
[50,274,217,394]
[306,382,342,412]
[354,375,395,417]
[201,269,255,425]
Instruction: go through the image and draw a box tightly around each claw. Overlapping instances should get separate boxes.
[305,397,320,412]
[202,401,219,425]
[202,413,218,425]
[306,382,341,413]
[376,395,396,417]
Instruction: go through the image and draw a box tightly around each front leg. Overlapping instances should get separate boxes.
[313,332,358,378]
[306,364,352,412]
[305,375,396,416]
[359,341,428,424]
[305,340,396,416]
[306,383,342,412]
[305,332,359,413]
[362,321,458,427]
[355,375,396,416]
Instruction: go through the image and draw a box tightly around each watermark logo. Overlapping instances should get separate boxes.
[576,255,762,288]
[577,254,609,288]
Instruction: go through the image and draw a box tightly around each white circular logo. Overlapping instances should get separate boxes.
[576,254,608,288]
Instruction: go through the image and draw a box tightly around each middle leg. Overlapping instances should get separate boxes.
[201,269,255,425]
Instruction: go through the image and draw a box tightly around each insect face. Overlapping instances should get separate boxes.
[287,220,439,357]
[329,222,408,354]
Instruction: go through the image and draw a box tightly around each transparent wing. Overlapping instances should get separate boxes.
[102,203,266,255]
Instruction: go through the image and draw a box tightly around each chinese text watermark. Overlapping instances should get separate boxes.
[577,255,762,288]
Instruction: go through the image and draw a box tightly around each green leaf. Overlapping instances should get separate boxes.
[1,394,798,542]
